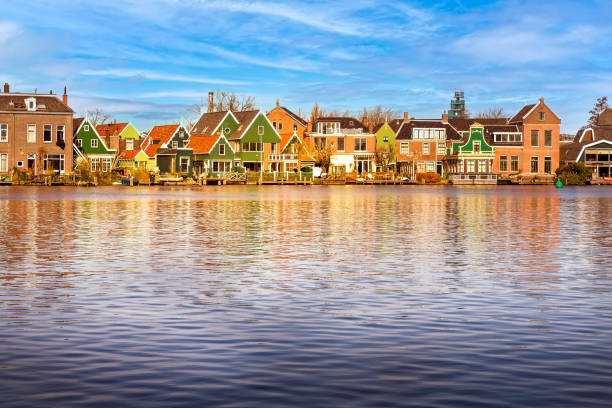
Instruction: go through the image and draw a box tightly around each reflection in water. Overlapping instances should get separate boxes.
[0,185,611,407]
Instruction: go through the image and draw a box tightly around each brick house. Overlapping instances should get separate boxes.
[0,83,74,176]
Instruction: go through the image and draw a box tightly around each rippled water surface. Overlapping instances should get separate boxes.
[1,185,611,407]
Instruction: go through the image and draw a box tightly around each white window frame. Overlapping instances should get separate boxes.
[219,143,225,155]
[0,123,7,142]
[0,153,8,172]
[91,139,98,148]
[17,160,24,168]
[27,124,36,143]
[426,161,435,172]
[423,142,429,155]
[544,156,552,173]
[76,139,82,148]
[539,112,545,121]
[102,157,112,172]
[473,141,480,153]
[126,138,134,151]
[43,124,53,143]
[400,142,409,155]
[258,126,264,136]
[84,124,89,131]
[437,142,445,155]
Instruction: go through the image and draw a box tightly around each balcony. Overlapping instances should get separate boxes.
[269,154,298,161]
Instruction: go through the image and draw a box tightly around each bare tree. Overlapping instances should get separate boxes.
[475,107,508,119]
[374,143,396,172]
[587,96,609,127]
[183,90,257,129]
[313,142,335,173]
[362,106,401,128]
[85,109,113,126]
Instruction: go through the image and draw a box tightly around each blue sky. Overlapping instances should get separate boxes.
[1,0,611,132]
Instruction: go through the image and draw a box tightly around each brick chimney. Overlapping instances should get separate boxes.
[403,112,409,123]
[62,86,68,106]
[276,98,279,108]
[4,83,9,93]
[208,91,214,113]
[442,112,448,122]
[362,114,368,127]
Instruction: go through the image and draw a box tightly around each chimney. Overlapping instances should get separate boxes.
[362,114,368,127]
[442,112,448,122]
[276,98,279,108]
[62,86,68,106]
[3,83,8,93]
[403,112,409,122]
[539,96,544,104]
[208,91,214,113]
[307,121,313,134]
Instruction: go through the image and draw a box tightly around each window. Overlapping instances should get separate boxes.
[473,141,480,153]
[544,130,552,147]
[212,161,231,172]
[219,143,225,155]
[437,142,445,155]
[272,121,276,129]
[500,155,508,172]
[56,125,65,141]
[17,161,24,168]
[278,122,282,131]
[44,154,64,172]
[478,160,487,173]
[242,142,263,151]
[458,160,464,172]
[412,128,446,139]
[511,156,519,172]
[126,138,134,151]
[354,137,366,152]
[0,124,7,142]
[91,139,98,148]
[531,156,539,173]
[258,126,264,135]
[467,160,475,173]
[293,124,298,132]
[426,161,435,172]
[400,142,409,155]
[417,161,425,173]
[224,128,230,134]
[544,156,552,173]
[91,158,99,171]
[337,137,345,151]
[531,130,539,147]
[539,112,545,121]
[102,157,112,172]
[43,124,52,142]
[314,137,326,149]
[180,157,189,173]
[27,124,36,143]
[76,139,82,148]
[84,124,89,131]
[0,153,7,172]
[172,141,178,149]
[494,133,522,143]
[423,142,429,154]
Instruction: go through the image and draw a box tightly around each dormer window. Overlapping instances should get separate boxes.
[84,125,89,131]
[25,97,37,112]
[473,141,480,153]
[224,128,230,134]
[539,112,545,121]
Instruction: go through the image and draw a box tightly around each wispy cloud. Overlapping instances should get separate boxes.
[0,21,21,44]
[81,69,249,85]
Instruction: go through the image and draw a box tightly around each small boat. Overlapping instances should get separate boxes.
[121,177,139,186]
[603,177,612,182]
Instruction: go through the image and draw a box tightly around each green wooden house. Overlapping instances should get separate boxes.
[154,125,193,175]
[374,119,402,171]
[188,135,235,176]
[72,117,117,172]
[447,123,496,183]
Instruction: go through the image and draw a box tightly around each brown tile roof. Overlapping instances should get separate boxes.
[187,135,222,154]
[280,107,307,126]
[563,126,612,162]
[314,116,369,132]
[229,110,260,140]
[508,104,536,124]
[73,117,84,134]
[396,119,463,140]
[0,94,73,113]
[373,118,403,133]
[448,118,509,131]
[190,111,229,135]
[483,124,523,146]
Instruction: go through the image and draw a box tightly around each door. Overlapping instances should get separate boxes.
[27,155,36,175]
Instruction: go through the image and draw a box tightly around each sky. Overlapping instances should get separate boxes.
[1,0,611,133]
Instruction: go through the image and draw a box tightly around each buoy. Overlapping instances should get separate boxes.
[555,179,563,189]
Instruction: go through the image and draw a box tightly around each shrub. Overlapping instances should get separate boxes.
[416,172,441,184]
[555,163,590,185]
[231,166,246,173]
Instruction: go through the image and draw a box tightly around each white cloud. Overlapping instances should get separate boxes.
[81,69,249,85]
[0,21,21,45]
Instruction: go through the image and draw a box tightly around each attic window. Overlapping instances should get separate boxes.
[539,112,545,121]
[84,125,89,131]
[349,121,354,126]
[258,126,264,135]
[224,128,230,134]
[25,97,36,111]
[293,124,298,132]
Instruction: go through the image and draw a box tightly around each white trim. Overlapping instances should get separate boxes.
[43,124,53,143]
[211,111,239,135]
[281,132,301,152]
[235,111,282,142]
[79,119,116,152]
[575,140,612,162]
[27,124,36,143]
[578,127,594,143]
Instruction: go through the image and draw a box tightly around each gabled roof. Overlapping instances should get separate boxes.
[396,119,463,140]
[0,94,73,113]
[508,104,536,124]
[118,150,140,160]
[313,116,369,132]
[564,126,612,162]
[191,111,233,135]
[187,134,235,155]
[73,117,84,134]
[228,110,260,140]
[280,106,307,127]
[373,118,403,134]
[448,118,508,131]
[144,124,179,157]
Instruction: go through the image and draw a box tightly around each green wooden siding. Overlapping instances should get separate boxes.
[74,119,115,155]
[240,114,280,143]
[375,123,397,162]
[218,114,239,137]
[459,127,493,154]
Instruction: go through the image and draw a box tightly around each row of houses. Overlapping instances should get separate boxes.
[1,82,611,182]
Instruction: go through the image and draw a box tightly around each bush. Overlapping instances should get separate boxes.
[555,163,590,185]
[301,166,313,173]
[231,166,246,173]
[416,172,441,184]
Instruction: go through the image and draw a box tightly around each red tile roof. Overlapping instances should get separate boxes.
[118,150,140,160]
[186,135,222,154]
[144,124,179,157]
[508,104,536,124]
[96,123,128,136]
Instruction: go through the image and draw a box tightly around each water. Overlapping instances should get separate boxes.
[0,185,611,407]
